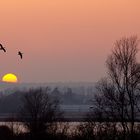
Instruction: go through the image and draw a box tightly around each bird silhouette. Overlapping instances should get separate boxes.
[18,51,23,59]
[0,44,6,52]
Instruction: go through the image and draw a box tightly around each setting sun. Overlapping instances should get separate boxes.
[2,73,18,83]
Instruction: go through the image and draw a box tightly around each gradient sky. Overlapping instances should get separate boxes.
[0,0,140,83]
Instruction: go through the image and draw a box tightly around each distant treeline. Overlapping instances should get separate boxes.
[0,86,94,113]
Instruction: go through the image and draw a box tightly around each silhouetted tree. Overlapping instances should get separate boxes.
[20,88,62,138]
[91,36,140,139]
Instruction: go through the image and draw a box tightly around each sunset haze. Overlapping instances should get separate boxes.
[0,0,140,82]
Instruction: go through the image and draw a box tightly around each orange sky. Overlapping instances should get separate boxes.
[0,0,140,82]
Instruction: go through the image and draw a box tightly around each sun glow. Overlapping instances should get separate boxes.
[2,73,18,83]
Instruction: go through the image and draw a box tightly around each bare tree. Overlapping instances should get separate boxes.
[94,78,129,139]
[20,88,62,137]
[92,36,140,139]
